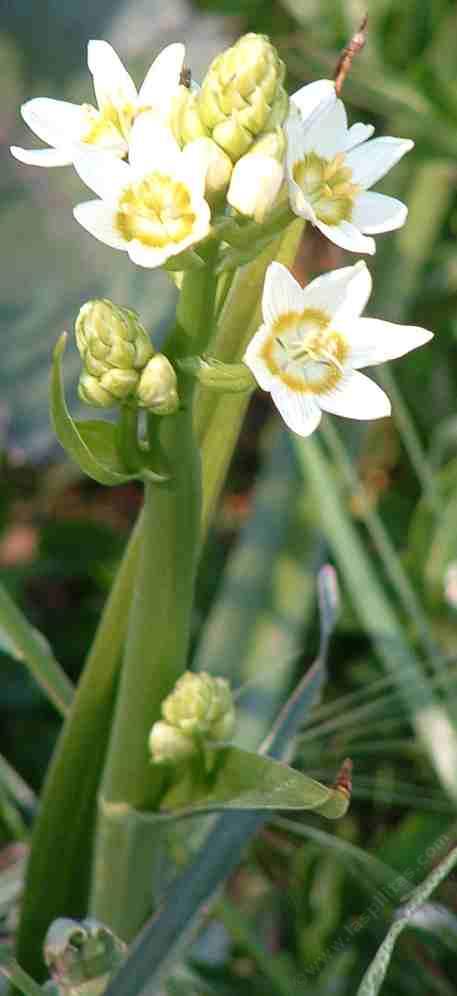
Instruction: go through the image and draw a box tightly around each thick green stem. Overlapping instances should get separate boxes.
[16,512,144,979]
[90,392,201,938]
[197,219,304,531]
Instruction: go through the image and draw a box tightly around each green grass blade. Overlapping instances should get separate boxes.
[356,841,457,996]
[295,433,457,802]
[0,581,73,717]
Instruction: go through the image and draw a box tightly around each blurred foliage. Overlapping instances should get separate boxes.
[2,0,457,994]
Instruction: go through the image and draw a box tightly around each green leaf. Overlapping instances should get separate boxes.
[356,842,457,996]
[50,335,167,487]
[50,334,138,485]
[0,958,44,996]
[160,745,334,814]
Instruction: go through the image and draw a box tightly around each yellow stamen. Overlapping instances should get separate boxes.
[116,173,196,248]
[260,308,348,395]
[293,150,357,226]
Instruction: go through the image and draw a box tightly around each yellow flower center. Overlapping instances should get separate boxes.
[293,152,359,226]
[81,102,136,147]
[116,174,196,248]
[261,308,348,394]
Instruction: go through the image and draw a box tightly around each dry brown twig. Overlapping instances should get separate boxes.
[334,14,368,96]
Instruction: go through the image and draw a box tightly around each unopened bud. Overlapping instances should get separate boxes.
[148,720,196,764]
[136,354,179,414]
[179,355,256,393]
[227,154,284,222]
[189,137,233,199]
[44,918,126,996]
[75,300,154,408]
[162,671,236,741]
[247,127,285,162]
[171,85,209,145]
[197,33,288,162]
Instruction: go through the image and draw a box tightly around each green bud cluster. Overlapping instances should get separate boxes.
[75,300,153,408]
[197,33,288,163]
[44,917,126,996]
[149,671,236,765]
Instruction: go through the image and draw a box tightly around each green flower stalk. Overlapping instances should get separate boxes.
[179,355,256,393]
[162,670,236,740]
[75,300,154,408]
[197,33,288,162]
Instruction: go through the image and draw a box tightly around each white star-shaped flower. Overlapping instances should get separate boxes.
[286,80,413,254]
[72,113,211,268]
[10,40,185,167]
[244,260,433,437]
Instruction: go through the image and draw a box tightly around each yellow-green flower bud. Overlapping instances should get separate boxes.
[171,85,209,145]
[162,671,236,741]
[136,354,179,414]
[246,126,285,163]
[44,918,126,996]
[75,300,154,408]
[78,368,140,408]
[148,720,196,764]
[197,33,288,162]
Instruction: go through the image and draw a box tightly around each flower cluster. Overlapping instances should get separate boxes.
[11,35,412,266]
[12,33,434,435]
[149,671,236,764]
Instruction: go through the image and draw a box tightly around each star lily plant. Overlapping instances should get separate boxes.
[9,29,434,991]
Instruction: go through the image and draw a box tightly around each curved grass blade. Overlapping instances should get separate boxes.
[0,581,73,716]
[356,841,457,996]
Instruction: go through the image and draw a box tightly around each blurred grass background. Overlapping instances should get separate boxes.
[2,0,457,992]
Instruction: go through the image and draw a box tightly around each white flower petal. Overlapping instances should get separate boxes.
[179,139,215,200]
[243,324,277,391]
[301,99,348,159]
[73,201,128,250]
[345,136,414,189]
[88,40,137,112]
[315,218,376,255]
[138,43,185,112]
[352,191,408,234]
[287,178,318,224]
[341,317,433,369]
[290,80,336,125]
[319,370,391,420]
[10,145,74,167]
[227,155,283,222]
[129,113,181,176]
[262,262,304,325]
[271,384,322,437]
[73,149,130,201]
[302,260,372,322]
[344,122,374,151]
[127,240,171,269]
[21,98,84,146]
